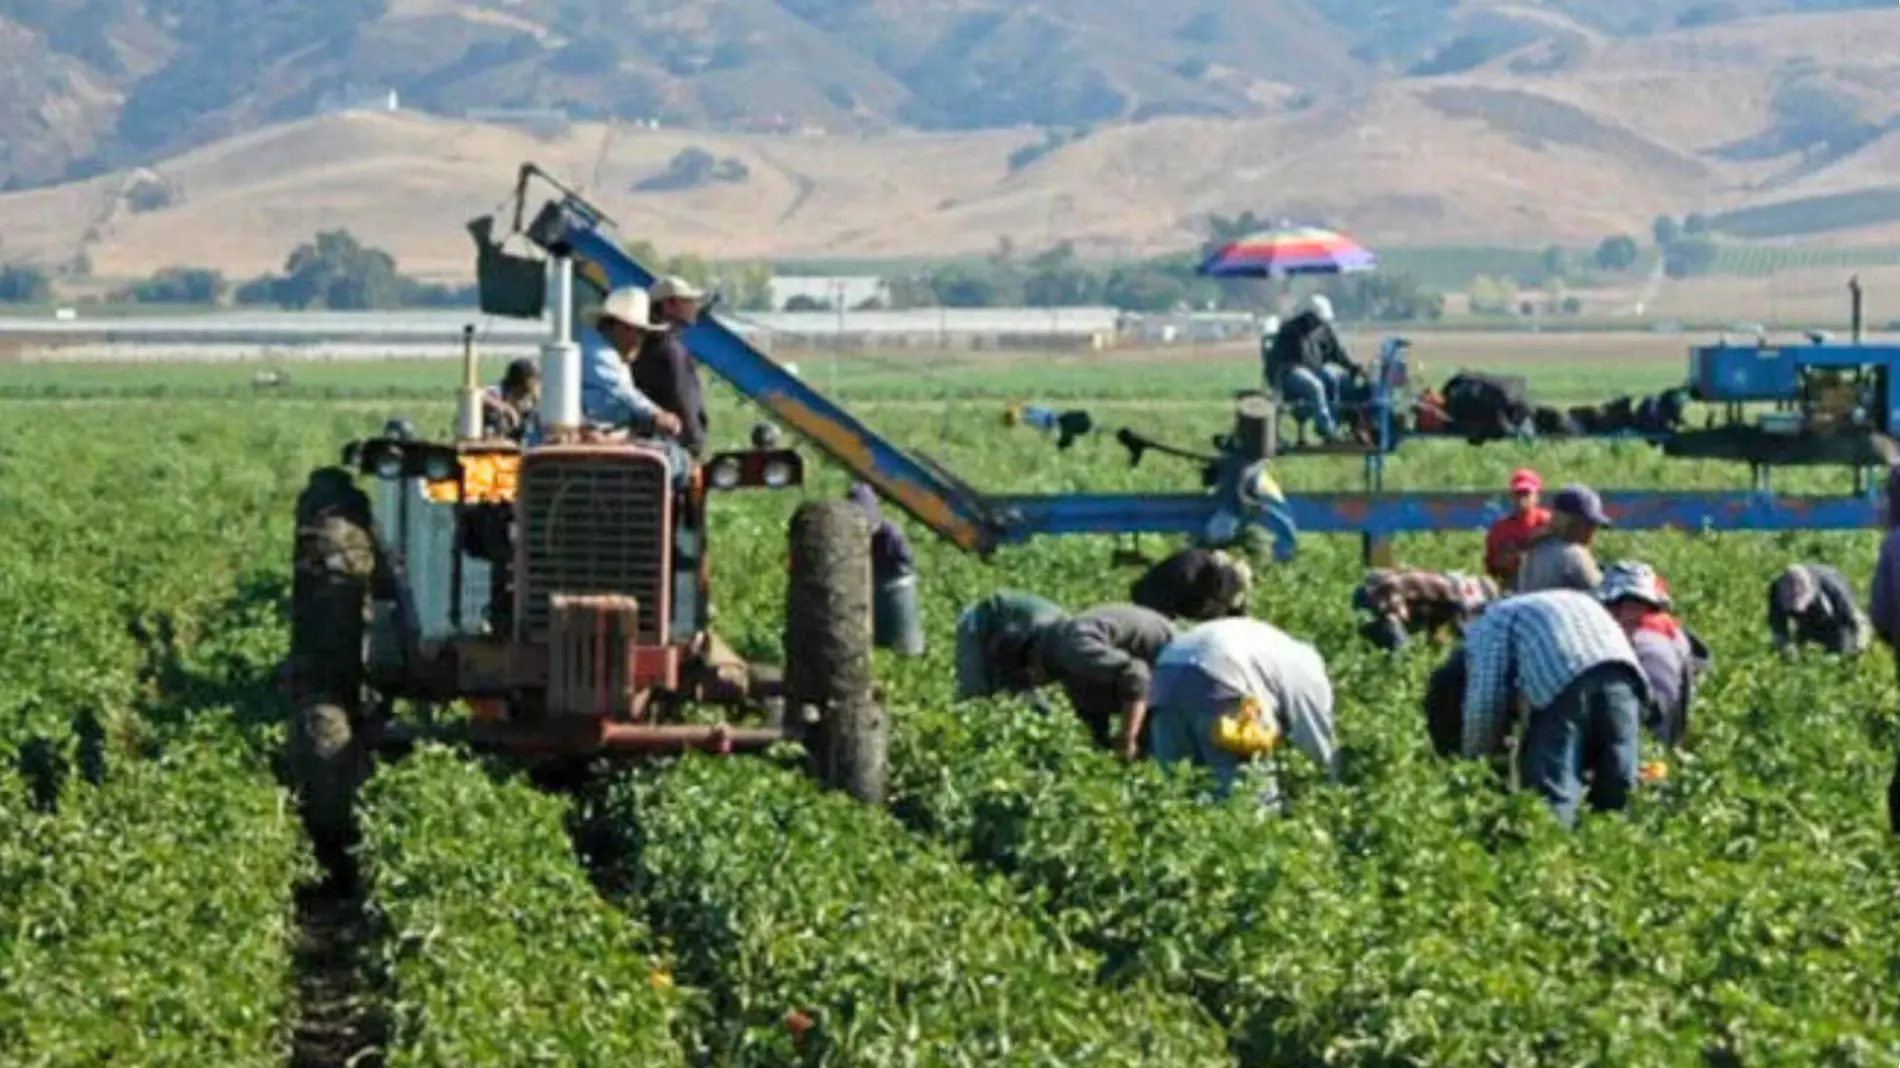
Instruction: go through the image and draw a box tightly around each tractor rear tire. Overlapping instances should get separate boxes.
[287,467,378,871]
[783,499,886,805]
[289,701,367,873]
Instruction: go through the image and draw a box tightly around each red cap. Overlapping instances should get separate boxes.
[1508,468,1542,493]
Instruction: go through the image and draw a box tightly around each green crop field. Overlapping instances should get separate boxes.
[3,343,1898,1065]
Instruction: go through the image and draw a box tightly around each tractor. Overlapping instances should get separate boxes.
[283,312,886,867]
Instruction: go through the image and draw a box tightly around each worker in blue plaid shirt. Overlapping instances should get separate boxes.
[1424,589,1649,827]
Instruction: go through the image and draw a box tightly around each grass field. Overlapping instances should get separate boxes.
[3,339,1898,1064]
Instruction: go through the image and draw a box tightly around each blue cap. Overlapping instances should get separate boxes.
[1553,483,1612,526]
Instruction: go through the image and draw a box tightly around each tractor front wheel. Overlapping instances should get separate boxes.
[783,499,887,805]
[287,467,379,872]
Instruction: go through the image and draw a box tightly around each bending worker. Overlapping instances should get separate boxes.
[1425,588,1647,828]
[957,595,1177,760]
[1598,560,1711,749]
[581,287,690,478]
[1146,616,1337,808]
[1768,562,1869,657]
[1130,545,1254,622]
[954,590,1066,701]
[1352,566,1497,651]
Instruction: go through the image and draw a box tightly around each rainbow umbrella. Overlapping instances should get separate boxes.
[1198,223,1377,278]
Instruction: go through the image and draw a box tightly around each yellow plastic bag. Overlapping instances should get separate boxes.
[1213,694,1280,759]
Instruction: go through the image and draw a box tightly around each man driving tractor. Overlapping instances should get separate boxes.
[581,286,692,481]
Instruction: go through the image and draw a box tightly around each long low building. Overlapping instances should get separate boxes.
[0,307,1123,340]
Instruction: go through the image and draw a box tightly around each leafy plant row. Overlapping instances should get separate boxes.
[0,728,310,1067]
[589,752,1234,1067]
[357,746,687,1068]
[886,655,1900,1065]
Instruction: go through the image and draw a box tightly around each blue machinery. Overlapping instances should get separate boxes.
[476,165,1890,563]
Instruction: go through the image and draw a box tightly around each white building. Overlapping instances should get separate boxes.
[767,275,890,311]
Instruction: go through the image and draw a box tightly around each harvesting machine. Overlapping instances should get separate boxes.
[1046,285,1897,564]
[282,164,1305,860]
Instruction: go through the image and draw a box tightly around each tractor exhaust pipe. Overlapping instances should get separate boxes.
[1850,275,1863,344]
[539,252,583,439]
[455,323,483,441]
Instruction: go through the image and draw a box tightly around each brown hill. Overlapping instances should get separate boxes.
[7,6,1900,279]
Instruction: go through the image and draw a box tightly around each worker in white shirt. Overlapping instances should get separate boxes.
[1145,616,1337,809]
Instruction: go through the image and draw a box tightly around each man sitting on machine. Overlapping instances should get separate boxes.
[1263,294,1365,443]
[580,286,694,484]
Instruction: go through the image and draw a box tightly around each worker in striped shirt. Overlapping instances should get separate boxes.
[1424,588,1649,827]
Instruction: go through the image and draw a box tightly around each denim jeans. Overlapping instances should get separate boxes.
[1280,366,1340,437]
[1516,663,1642,828]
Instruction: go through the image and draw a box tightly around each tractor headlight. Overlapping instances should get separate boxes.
[422,453,456,482]
[763,458,793,487]
[373,450,404,479]
[710,457,742,489]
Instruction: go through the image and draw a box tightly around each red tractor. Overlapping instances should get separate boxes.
[283,410,887,865]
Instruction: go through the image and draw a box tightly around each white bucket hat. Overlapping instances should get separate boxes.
[594,286,661,330]
[1599,560,1670,609]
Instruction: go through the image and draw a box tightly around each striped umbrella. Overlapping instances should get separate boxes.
[1198,223,1377,278]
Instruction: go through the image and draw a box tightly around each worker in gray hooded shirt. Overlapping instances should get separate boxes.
[1147,616,1338,808]
[1021,603,1179,759]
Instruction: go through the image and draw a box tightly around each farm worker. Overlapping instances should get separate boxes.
[1867,465,1900,834]
[640,275,712,459]
[1009,603,1180,759]
[581,287,691,480]
[1483,468,1551,589]
[1129,545,1254,621]
[1263,294,1360,442]
[1597,560,1711,749]
[481,357,541,441]
[1425,588,1648,828]
[1352,567,1498,651]
[1515,483,1608,594]
[845,482,923,656]
[953,590,1066,701]
[1146,616,1337,807]
[1768,563,1870,657]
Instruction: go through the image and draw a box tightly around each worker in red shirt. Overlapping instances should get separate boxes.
[1484,468,1551,589]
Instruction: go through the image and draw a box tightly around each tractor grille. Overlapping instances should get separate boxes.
[516,450,669,644]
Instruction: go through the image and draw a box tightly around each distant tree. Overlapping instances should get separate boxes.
[784,294,832,311]
[1539,244,1567,281]
[1467,275,1517,315]
[115,266,223,304]
[1652,214,1680,248]
[927,262,1023,307]
[1682,212,1709,236]
[250,229,407,309]
[1099,266,1185,311]
[882,273,939,309]
[1022,242,1102,306]
[1323,271,1442,322]
[1663,236,1718,280]
[1594,234,1640,271]
[0,264,52,303]
[633,148,749,192]
[1561,295,1584,315]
